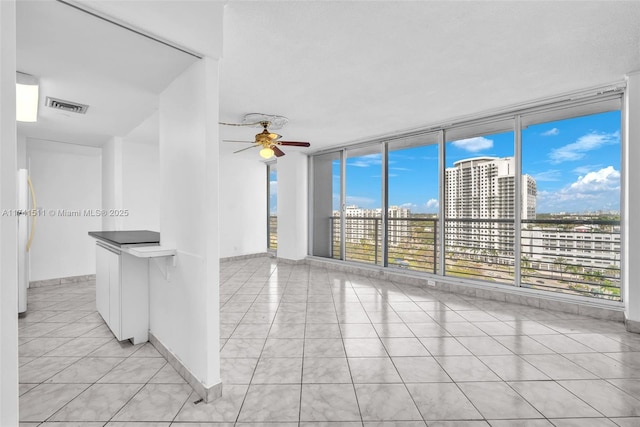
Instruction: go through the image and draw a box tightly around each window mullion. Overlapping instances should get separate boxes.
[514,115,523,287]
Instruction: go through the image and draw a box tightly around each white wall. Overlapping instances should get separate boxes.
[17,133,26,169]
[219,154,267,257]
[624,71,640,328]
[121,112,160,231]
[277,151,308,260]
[150,58,220,390]
[101,112,161,232]
[27,139,101,281]
[0,0,18,423]
[101,136,123,230]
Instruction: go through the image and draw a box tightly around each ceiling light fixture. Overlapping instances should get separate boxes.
[16,72,39,122]
[259,147,274,159]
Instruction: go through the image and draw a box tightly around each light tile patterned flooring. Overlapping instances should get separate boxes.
[18,256,640,426]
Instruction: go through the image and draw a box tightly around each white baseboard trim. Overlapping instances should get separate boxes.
[149,332,222,403]
[30,274,96,288]
[220,252,274,263]
[625,316,640,334]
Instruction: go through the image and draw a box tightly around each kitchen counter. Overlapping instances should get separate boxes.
[89,229,166,344]
[88,230,160,247]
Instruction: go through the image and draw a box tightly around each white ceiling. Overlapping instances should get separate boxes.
[16,0,197,146]
[219,1,640,155]
[16,1,640,157]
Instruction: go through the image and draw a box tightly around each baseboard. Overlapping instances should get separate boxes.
[149,332,222,403]
[304,256,625,323]
[29,274,96,288]
[220,252,274,263]
[625,316,640,334]
[275,256,307,265]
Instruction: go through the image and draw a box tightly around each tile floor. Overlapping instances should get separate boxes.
[18,256,640,426]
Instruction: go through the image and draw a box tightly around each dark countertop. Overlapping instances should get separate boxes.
[88,230,160,247]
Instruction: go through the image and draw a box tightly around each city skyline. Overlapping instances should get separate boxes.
[340,110,621,215]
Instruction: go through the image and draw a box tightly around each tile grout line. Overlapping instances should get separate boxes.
[233,260,290,424]
[331,269,366,426]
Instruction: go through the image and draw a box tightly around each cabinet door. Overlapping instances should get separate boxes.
[95,245,110,323]
[108,249,121,339]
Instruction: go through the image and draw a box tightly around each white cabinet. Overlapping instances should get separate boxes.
[95,243,112,324]
[95,242,149,344]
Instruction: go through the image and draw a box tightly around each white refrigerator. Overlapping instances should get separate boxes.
[17,168,35,313]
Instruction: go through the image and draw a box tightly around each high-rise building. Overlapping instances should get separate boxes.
[335,205,411,245]
[445,156,536,254]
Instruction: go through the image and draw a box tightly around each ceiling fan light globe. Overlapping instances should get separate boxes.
[259,147,274,159]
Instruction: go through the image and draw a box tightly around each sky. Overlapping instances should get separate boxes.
[335,110,621,214]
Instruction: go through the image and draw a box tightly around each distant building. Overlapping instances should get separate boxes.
[334,205,410,245]
[522,225,621,271]
[332,158,619,276]
[445,156,536,255]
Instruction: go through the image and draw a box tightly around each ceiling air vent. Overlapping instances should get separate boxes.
[45,97,89,114]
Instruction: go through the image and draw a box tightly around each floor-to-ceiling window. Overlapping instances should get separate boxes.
[387,134,440,272]
[444,119,515,284]
[520,103,622,300]
[310,89,623,303]
[310,152,342,259]
[344,145,383,265]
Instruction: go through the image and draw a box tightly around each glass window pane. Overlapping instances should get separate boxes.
[345,144,382,265]
[444,123,516,284]
[268,164,277,250]
[520,109,621,300]
[311,152,341,259]
[387,134,439,273]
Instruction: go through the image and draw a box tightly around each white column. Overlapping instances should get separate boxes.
[277,151,308,260]
[149,57,221,400]
[0,0,18,424]
[624,71,640,332]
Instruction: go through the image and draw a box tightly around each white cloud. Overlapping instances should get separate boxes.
[400,202,418,211]
[572,164,602,175]
[531,170,561,182]
[350,160,372,168]
[451,137,493,153]
[536,166,620,213]
[269,180,277,194]
[548,131,619,164]
[425,198,439,210]
[542,127,559,136]
[568,166,620,193]
[348,153,382,168]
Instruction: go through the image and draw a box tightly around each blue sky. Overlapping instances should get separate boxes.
[337,110,621,214]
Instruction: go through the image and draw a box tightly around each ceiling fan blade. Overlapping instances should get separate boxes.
[233,145,259,154]
[224,140,256,143]
[271,145,286,157]
[278,141,311,147]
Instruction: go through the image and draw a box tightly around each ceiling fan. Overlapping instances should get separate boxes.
[220,113,310,159]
